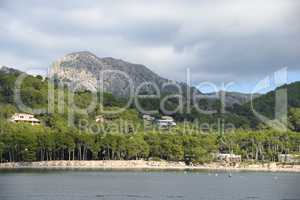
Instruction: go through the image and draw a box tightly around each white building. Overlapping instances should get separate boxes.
[156,116,176,127]
[142,114,155,121]
[10,113,41,125]
[95,115,105,123]
[278,154,300,163]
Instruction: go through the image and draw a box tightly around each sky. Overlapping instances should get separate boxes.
[0,0,299,93]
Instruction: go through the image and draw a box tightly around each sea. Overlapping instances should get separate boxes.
[0,169,299,200]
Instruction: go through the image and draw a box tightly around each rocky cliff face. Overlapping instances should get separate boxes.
[50,51,197,96]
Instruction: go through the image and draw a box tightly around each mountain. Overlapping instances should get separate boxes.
[1,52,257,108]
[50,51,199,97]
[50,51,256,106]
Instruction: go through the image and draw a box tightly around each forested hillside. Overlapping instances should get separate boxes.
[0,67,299,164]
[231,82,300,130]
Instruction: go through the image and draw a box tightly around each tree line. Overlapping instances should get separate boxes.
[0,119,299,163]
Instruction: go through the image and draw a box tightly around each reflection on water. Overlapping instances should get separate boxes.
[0,170,299,200]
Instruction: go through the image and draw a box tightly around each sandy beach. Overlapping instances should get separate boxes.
[0,160,300,172]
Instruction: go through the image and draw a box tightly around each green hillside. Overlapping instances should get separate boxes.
[0,68,299,164]
[231,81,300,130]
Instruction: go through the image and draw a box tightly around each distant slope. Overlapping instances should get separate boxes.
[0,66,126,115]
[0,66,22,75]
[0,66,48,108]
[231,81,300,127]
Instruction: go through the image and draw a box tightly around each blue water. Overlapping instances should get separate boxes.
[0,170,299,200]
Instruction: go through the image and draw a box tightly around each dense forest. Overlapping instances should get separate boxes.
[0,68,299,163]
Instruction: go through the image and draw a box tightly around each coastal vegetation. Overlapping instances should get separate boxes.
[0,69,300,164]
[0,120,300,163]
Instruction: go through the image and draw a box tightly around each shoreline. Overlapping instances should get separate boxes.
[1,160,300,172]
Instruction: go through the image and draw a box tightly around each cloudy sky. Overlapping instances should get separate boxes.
[0,0,299,93]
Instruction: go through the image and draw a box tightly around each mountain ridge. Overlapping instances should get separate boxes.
[50,51,185,96]
[50,51,256,106]
[1,51,260,106]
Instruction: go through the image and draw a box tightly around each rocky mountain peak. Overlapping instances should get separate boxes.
[49,51,254,105]
[50,52,177,96]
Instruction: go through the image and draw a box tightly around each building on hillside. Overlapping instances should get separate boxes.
[142,114,155,121]
[95,115,105,123]
[278,154,300,163]
[95,113,119,123]
[161,116,174,120]
[10,113,40,125]
[156,116,176,127]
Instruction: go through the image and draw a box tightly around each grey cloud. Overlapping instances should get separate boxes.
[189,34,300,79]
[0,0,300,92]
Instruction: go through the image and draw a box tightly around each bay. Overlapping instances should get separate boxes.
[0,170,299,200]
